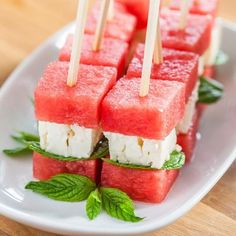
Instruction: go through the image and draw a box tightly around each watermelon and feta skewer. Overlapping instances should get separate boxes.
[170,0,221,75]
[101,0,186,203]
[33,1,117,181]
[34,62,116,181]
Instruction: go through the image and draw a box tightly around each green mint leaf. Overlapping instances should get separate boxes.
[86,189,102,220]
[161,150,185,170]
[28,142,81,161]
[29,138,108,162]
[101,188,143,222]
[25,174,96,202]
[18,131,39,142]
[102,150,184,170]
[3,146,31,157]
[215,50,229,65]
[198,76,224,104]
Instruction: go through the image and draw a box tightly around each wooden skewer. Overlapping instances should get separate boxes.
[67,0,89,87]
[108,0,114,21]
[153,18,163,64]
[140,0,161,97]
[92,0,110,51]
[179,0,190,30]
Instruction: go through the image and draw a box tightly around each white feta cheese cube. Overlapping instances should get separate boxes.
[38,121,102,158]
[204,18,222,66]
[176,81,199,134]
[104,129,177,169]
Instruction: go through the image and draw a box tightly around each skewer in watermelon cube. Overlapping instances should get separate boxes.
[127,45,199,136]
[160,8,212,57]
[34,61,117,180]
[170,0,221,70]
[85,0,137,43]
[59,34,128,78]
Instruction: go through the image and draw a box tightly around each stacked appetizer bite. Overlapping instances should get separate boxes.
[34,62,117,181]
[101,77,186,202]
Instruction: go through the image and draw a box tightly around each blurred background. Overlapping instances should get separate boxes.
[0,0,235,85]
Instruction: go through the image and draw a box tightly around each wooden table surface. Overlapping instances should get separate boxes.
[0,0,236,235]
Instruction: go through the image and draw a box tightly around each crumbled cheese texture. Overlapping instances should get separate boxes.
[38,121,102,158]
[104,129,177,169]
[204,18,222,66]
[177,81,199,134]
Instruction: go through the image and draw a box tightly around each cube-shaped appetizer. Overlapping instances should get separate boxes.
[102,77,185,168]
[85,1,137,43]
[160,8,212,56]
[35,61,116,158]
[59,34,128,78]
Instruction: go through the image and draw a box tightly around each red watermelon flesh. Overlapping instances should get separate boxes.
[33,152,100,182]
[177,108,200,162]
[59,34,128,78]
[170,0,219,19]
[35,62,117,128]
[85,2,137,43]
[102,77,185,140]
[116,0,149,29]
[160,9,212,56]
[127,45,199,102]
[101,161,179,203]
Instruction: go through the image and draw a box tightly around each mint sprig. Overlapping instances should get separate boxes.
[86,189,102,220]
[3,132,109,161]
[25,174,143,222]
[161,150,185,170]
[198,76,224,104]
[3,146,32,156]
[3,131,39,156]
[101,188,143,222]
[102,150,185,170]
[25,174,96,202]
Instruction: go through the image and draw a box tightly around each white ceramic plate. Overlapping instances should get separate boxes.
[0,20,236,236]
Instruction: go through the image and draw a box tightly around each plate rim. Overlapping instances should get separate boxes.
[0,19,236,235]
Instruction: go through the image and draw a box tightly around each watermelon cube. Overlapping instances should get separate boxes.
[101,161,179,203]
[127,45,199,102]
[85,1,137,43]
[59,34,128,78]
[160,8,212,56]
[170,0,219,19]
[102,77,185,140]
[35,62,117,128]
[116,0,149,29]
[177,108,200,161]
[33,152,100,182]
